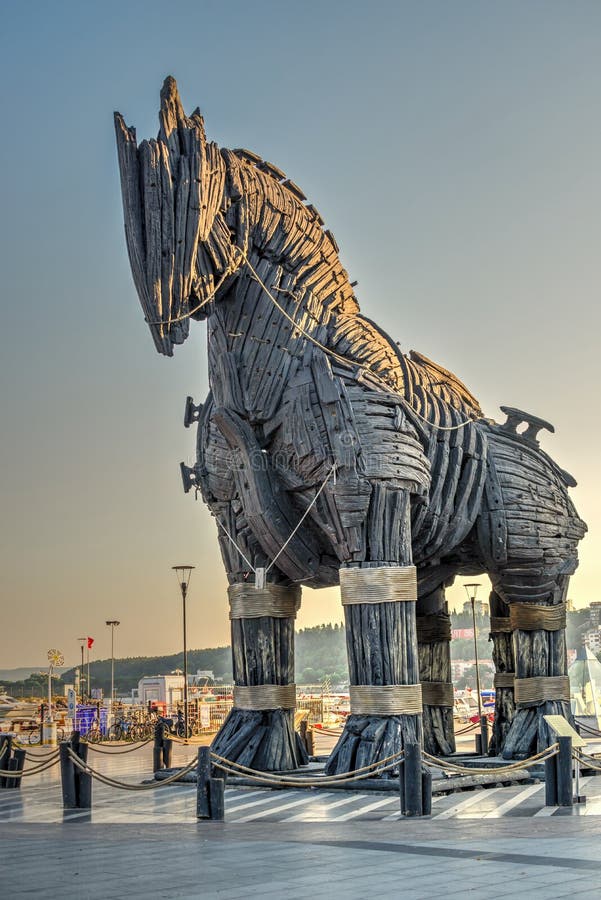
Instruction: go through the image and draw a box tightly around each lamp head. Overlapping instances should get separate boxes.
[172,565,195,590]
[464,582,482,601]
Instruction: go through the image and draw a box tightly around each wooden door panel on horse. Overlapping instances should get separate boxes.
[115,78,587,769]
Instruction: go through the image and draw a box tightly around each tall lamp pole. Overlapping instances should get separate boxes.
[173,566,195,740]
[464,582,486,754]
[106,620,120,723]
[77,638,86,701]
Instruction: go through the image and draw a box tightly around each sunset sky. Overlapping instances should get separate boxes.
[1,1,600,668]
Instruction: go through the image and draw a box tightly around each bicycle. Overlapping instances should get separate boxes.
[27,724,65,745]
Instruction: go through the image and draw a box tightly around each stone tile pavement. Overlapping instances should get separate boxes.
[1,742,600,897]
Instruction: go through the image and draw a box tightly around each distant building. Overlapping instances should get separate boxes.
[138,675,184,708]
[584,629,601,652]
[461,600,488,617]
[589,603,601,627]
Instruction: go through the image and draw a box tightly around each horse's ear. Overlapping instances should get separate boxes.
[158,76,207,153]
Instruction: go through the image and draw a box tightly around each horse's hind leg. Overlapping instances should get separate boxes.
[325,486,422,775]
[487,591,515,756]
[417,583,455,755]
[496,574,571,760]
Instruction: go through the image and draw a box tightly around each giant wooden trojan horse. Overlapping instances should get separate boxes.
[115,79,586,771]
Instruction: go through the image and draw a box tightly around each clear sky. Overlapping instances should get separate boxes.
[1,1,599,668]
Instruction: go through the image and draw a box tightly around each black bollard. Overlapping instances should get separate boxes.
[209,778,225,821]
[153,724,164,773]
[556,736,573,808]
[162,737,173,770]
[196,746,211,819]
[421,768,432,816]
[398,759,405,813]
[76,742,92,809]
[0,735,12,789]
[403,742,423,817]
[60,742,77,808]
[544,753,558,806]
[480,715,489,756]
[10,748,26,790]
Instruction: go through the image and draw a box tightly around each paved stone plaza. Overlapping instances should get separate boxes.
[1,743,600,898]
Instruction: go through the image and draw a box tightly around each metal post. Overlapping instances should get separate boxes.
[479,714,489,756]
[0,735,12,789]
[11,748,26,790]
[76,742,92,809]
[80,642,85,700]
[209,778,225,820]
[197,746,211,819]
[557,736,573,807]
[106,621,120,727]
[60,741,77,808]
[47,664,53,725]
[153,723,164,772]
[398,758,405,813]
[421,768,432,816]
[403,741,423,816]
[182,582,188,740]
[545,753,558,806]
[162,737,173,769]
[470,597,484,741]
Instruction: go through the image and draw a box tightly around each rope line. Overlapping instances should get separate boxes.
[423,744,559,777]
[0,751,60,778]
[265,465,337,573]
[86,739,153,754]
[145,259,243,326]
[216,464,336,577]
[208,748,405,785]
[67,749,198,790]
[216,519,256,573]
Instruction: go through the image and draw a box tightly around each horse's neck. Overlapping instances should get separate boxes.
[223,152,359,317]
[207,253,334,422]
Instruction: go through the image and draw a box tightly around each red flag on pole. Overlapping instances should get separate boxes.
[87,637,94,649]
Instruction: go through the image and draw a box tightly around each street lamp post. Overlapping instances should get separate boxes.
[106,620,120,724]
[77,638,86,701]
[464,582,487,755]
[172,566,195,740]
[44,650,64,745]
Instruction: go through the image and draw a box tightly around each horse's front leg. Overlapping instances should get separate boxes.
[211,579,307,771]
[325,485,422,776]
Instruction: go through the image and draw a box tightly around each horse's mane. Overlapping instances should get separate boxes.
[226,149,483,423]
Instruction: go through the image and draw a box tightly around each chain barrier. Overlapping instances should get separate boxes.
[422,744,559,778]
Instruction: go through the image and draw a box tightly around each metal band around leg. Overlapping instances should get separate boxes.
[228,583,301,620]
[340,566,417,605]
[349,684,422,715]
[233,684,297,710]
[489,617,513,634]
[494,672,515,689]
[421,682,454,707]
[514,676,570,706]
